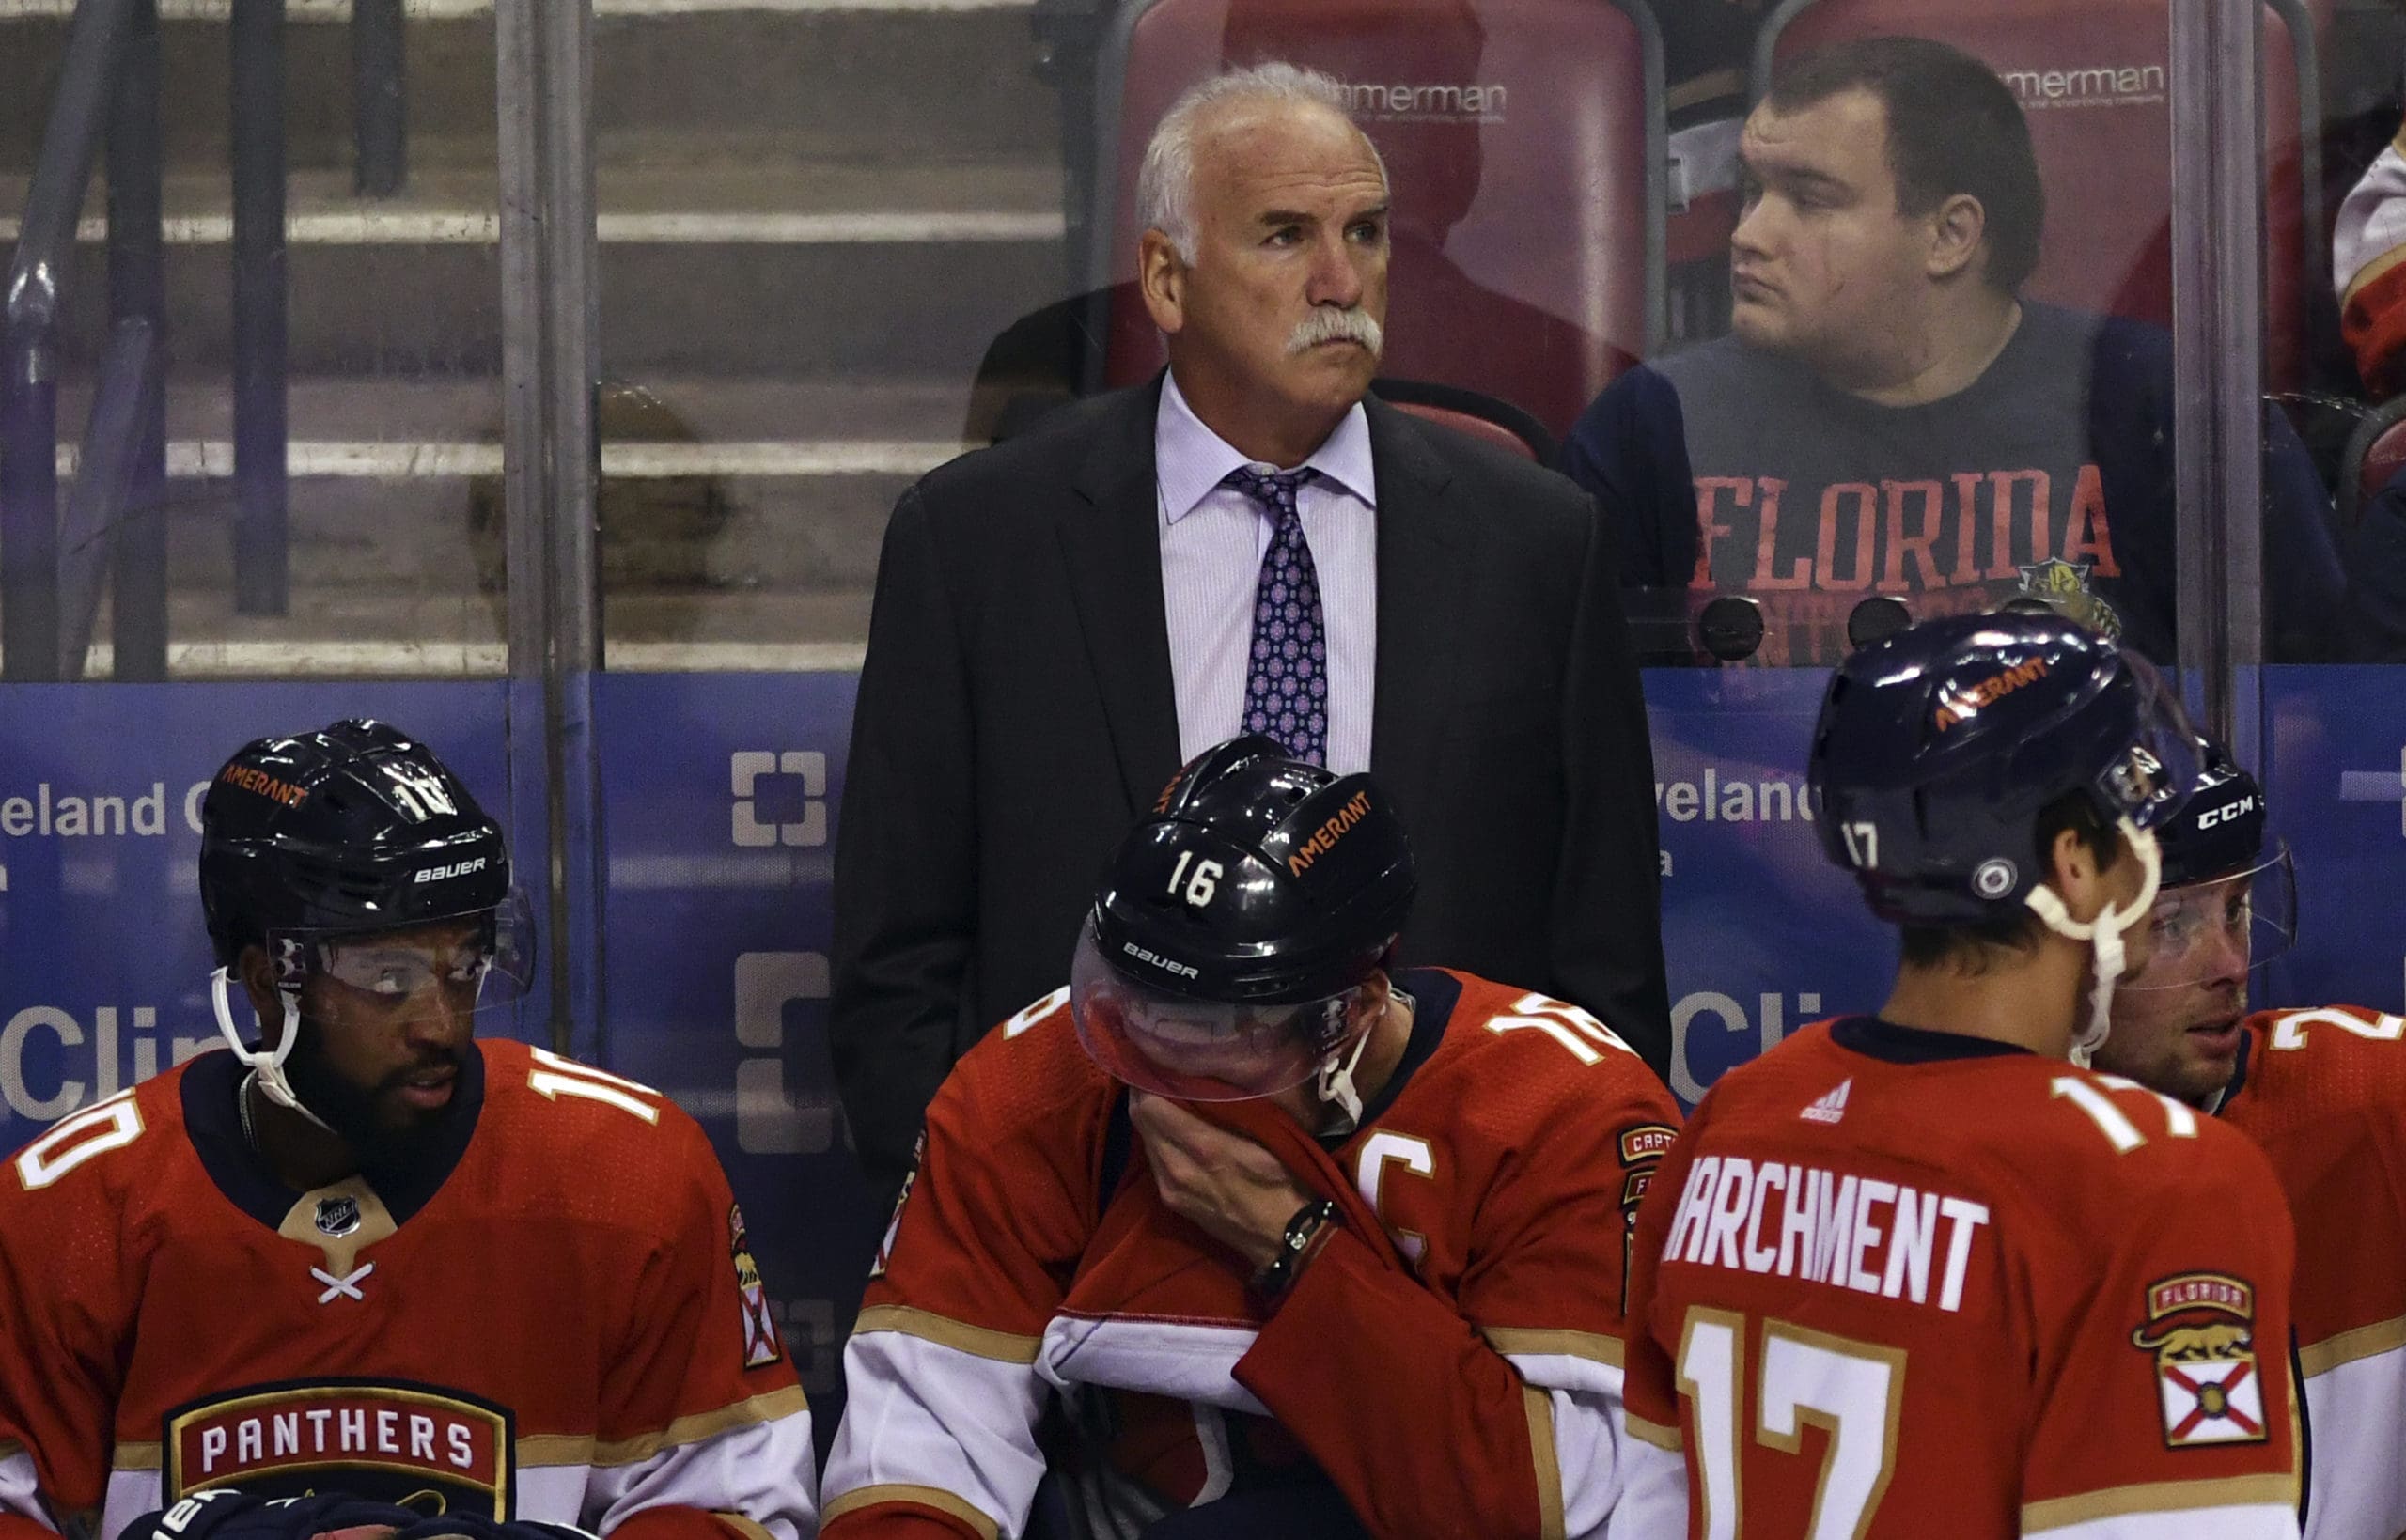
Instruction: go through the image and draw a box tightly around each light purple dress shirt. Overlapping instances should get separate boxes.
[1154,371,1379,774]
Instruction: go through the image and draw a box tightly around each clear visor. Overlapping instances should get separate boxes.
[267,888,536,1024]
[2120,846,2297,992]
[2100,658,2207,832]
[1067,923,1366,1101]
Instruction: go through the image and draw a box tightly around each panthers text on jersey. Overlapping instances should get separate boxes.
[1617,1017,2301,1540]
[0,1039,814,1540]
[2222,1004,2406,1540]
[820,969,1680,1540]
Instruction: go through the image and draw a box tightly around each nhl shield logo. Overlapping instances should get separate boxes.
[2133,1273,2266,1448]
[314,1195,363,1237]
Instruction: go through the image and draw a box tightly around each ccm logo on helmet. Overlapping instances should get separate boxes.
[1933,656,2052,732]
[2196,796,2258,830]
[1121,941,1200,980]
[1287,789,1373,876]
[413,857,487,884]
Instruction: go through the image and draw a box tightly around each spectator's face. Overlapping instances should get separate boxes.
[1152,101,1391,424]
[1730,88,1935,374]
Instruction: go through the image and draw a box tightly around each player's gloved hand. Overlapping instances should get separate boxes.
[387,1517,601,1540]
[117,1489,422,1540]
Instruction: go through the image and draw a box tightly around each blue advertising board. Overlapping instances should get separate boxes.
[1,664,2398,1453]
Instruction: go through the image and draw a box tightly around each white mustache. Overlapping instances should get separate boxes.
[1288,306,1383,357]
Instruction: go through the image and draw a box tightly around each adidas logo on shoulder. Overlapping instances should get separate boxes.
[1800,1079,1852,1126]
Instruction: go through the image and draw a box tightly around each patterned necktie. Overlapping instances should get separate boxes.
[1225,465,1329,766]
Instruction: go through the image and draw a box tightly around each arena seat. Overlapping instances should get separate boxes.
[1754,0,2330,390]
[2341,394,2406,528]
[1373,377,1556,461]
[1089,0,1664,439]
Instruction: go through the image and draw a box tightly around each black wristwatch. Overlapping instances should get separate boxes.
[1252,1197,1340,1303]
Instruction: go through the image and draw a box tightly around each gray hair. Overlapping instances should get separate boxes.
[1134,62,1385,263]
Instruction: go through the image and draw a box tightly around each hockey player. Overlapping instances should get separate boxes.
[1617,614,2303,1538]
[2092,746,2406,1540]
[820,736,1681,1539]
[0,722,815,1540]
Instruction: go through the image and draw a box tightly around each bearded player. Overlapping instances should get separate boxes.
[820,735,1680,1539]
[2092,743,2405,1540]
[1617,613,2302,1538]
[0,721,814,1540]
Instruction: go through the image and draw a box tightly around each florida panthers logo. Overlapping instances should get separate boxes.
[2016,558,2124,641]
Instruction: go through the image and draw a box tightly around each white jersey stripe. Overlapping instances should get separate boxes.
[823,1330,1046,1538]
[2300,1340,2406,1540]
[0,1451,51,1533]
[2024,1504,2299,1539]
[1034,1316,1269,1414]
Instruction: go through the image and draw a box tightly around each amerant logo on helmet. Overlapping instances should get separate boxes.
[1120,941,1200,980]
[1287,788,1372,876]
[1932,655,2052,732]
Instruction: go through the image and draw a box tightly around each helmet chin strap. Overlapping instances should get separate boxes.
[210,967,340,1136]
[2022,818,2164,1069]
[1313,1025,1373,1137]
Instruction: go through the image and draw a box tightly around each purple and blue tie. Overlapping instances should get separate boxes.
[1225,465,1329,766]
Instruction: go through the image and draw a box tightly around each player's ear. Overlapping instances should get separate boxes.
[235,943,280,1025]
[2045,824,2111,925]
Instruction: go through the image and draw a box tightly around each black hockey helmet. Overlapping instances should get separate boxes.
[200,720,528,996]
[1070,736,1415,1101]
[1808,613,2205,926]
[2124,739,2295,991]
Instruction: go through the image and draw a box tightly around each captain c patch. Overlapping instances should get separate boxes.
[2132,1272,2266,1448]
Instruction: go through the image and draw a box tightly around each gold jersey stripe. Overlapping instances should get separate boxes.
[711,1513,777,1540]
[851,1304,1042,1364]
[1482,1328,1627,1369]
[2021,1472,2299,1532]
[2345,243,2406,311]
[111,1443,163,1471]
[823,1484,998,1540]
[516,1385,811,1470]
[2297,1314,2406,1379]
[1521,1385,1565,1540]
[1622,1412,1681,1453]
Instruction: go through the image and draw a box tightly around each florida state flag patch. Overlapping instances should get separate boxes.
[729,1204,784,1370]
[2132,1272,2267,1448]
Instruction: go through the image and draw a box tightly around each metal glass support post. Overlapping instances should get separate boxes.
[108,0,167,680]
[496,0,604,1057]
[352,0,407,197]
[3,0,137,680]
[2170,0,2266,750]
[230,0,289,616]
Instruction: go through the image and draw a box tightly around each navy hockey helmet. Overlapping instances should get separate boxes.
[201,719,514,967]
[199,721,531,1121]
[1070,736,1415,1108]
[2125,742,2295,991]
[1809,614,2203,926]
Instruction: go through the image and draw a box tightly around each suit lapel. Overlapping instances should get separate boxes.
[1367,397,1473,796]
[1060,380,1184,817]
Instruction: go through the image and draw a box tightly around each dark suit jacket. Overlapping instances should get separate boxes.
[832,378,1670,1185]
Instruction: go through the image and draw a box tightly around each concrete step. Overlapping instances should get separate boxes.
[7,163,1072,375]
[56,374,963,606]
[0,2,1061,174]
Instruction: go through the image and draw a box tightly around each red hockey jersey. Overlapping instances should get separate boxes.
[0,1039,813,1540]
[2222,1005,2406,1540]
[1619,1017,2300,1540]
[820,969,1680,1540]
